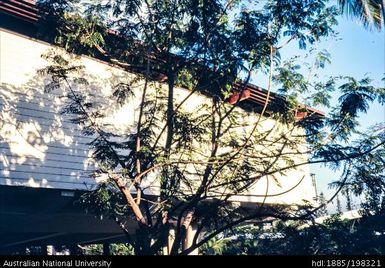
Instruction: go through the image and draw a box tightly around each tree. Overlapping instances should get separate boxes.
[36,0,385,255]
[342,188,353,211]
[338,0,385,30]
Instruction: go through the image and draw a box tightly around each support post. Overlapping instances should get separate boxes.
[183,224,199,255]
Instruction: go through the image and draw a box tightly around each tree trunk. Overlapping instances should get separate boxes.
[183,224,199,255]
[162,229,176,255]
[165,66,175,155]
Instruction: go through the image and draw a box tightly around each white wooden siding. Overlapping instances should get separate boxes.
[0,28,316,205]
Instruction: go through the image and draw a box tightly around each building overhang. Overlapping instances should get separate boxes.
[0,185,133,252]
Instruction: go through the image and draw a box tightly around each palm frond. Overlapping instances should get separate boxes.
[339,0,384,30]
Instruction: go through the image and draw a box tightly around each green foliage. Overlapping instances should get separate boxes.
[315,49,332,69]
[199,237,232,255]
[175,68,197,90]
[339,0,385,30]
[78,243,134,255]
[79,244,103,255]
[310,77,336,107]
[38,1,105,53]
[339,77,376,117]
[110,244,135,255]
[212,213,385,255]
[274,60,308,96]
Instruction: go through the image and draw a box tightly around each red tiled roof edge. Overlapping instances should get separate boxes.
[232,82,325,117]
[0,0,39,23]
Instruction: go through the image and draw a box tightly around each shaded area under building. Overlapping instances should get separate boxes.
[0,185,134,254]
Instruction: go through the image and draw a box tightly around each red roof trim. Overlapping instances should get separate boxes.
[231,82,325,117]
[0,0,39,23]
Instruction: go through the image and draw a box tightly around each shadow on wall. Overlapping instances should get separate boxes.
[0,78,98,189]
[0,51,138,190]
